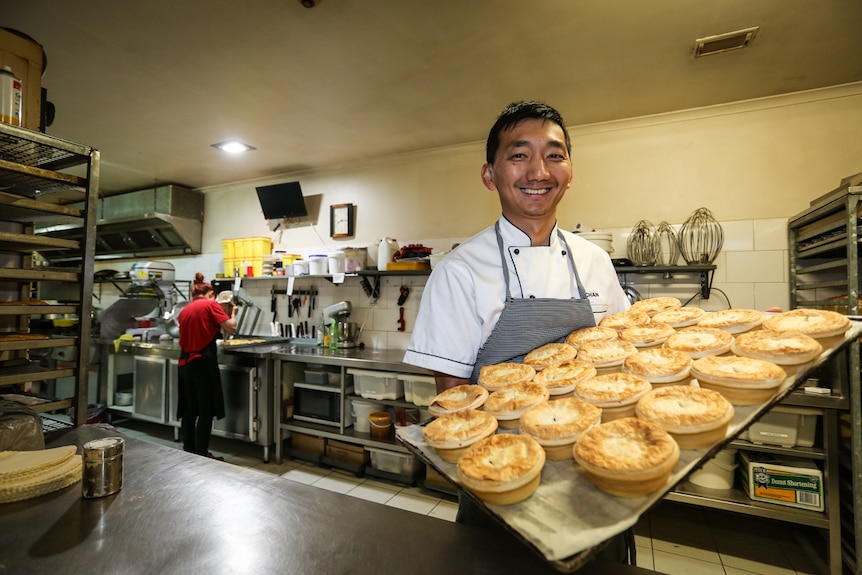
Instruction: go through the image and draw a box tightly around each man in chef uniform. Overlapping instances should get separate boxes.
[403,101,633,562]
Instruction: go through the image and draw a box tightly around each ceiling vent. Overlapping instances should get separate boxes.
[694,26,759,58]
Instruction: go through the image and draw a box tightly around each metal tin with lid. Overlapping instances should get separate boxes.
[82,436,125,498]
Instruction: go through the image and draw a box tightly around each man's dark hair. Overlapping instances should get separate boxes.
[485,101,571,165]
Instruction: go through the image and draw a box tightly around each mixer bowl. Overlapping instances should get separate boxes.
[336,322,359,346]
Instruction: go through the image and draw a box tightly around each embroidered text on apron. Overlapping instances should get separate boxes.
[469,222,596,382]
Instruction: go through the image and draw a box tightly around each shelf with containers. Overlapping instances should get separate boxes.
[0,123,98,426]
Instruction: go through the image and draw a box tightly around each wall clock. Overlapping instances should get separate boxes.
[330,203,355,238]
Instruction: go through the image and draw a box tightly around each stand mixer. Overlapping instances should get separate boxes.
[99,261,179,340]
[323,301,359,348]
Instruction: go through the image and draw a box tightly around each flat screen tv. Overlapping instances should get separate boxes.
[255,181,308,219]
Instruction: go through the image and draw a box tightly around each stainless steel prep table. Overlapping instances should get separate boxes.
[0,425,657,575]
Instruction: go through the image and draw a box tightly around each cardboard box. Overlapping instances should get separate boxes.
[290,432,325,457]
[325,439,368,466]
[0,29,44,130]
[738,451,824,512]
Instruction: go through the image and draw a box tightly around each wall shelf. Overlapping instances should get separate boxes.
[614,264,716,299]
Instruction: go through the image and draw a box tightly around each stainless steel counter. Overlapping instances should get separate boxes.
[0,425,655,575]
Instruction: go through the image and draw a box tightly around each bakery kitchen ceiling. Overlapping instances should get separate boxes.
[4,0,862,195]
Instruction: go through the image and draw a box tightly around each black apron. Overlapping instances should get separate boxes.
[469,222,597,382]
[176,332,226,421]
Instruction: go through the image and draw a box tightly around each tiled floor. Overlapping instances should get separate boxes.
[114,419,827,575]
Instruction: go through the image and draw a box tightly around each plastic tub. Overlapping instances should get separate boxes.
[369,411,392,440]
[308,255,328,275]
[352,400,384,433]
[397,374,437,407]
[366,446,422,476]
[688,449,737,489]
[328,251,345,274]
[347,368,403,400]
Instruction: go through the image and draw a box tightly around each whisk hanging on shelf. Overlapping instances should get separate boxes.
[655,221,680,265]
[678,207,724,264]
[626,220,659,266]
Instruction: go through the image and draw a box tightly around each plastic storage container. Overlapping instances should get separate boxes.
[366,446,422,476]
[308,255,328,275]
[397,374,436,407]
[740,406,819,447]
[351,400,384,433]
[347,368,404,400]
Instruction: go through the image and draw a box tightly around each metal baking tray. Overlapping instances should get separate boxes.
[398,319,862,572]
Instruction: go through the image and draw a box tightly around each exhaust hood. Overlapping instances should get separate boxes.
[36,185,203,263]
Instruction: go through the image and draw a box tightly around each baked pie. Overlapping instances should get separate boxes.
[697,308,764,334]
[482,382,550,429]
[762,308,851,339]
[630,296,682,317]
[532,359,597,398]
[477,362,537,392]
[663,327,733,358]
[428,384,489,417]
[523,343,577,370]
[573,417,680,497]
[422,409,498,463]
[565,325,619,349]
[519,397,602,460]
[651,306,707,328]
[599,310,651,331]
[731,330,823,366]
[576,339,638,368]
[635,385,735,449]
[456,433,546,505]
[691,355,787,405]
[622,348,692,385]
[619,322,676,348]
[573,372,652,421]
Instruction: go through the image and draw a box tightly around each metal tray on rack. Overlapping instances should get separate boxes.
[398,319,862,572]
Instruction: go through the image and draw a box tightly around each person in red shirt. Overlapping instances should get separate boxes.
[177,273,237,458]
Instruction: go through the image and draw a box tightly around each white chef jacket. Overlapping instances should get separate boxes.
[403,216,630,378]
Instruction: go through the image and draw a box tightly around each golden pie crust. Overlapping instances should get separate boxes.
[691,354,787,404]
[565,326,619,348]
[0,332,50,341]
[573,417,680,497]
[651,306,707,328]
[573,373,652,421]
[599,310,651,331]
[456,433,546,505]
[762,309,851,339]
[630,296,682,317]
[635,385,734,448]
[428,384,489,417]
[697,308,764,334]
[619,322,676,347]
[523,343,577,370]
[519,397,601,460]
[483,382,550,429]
[664,327,733,358]
[477,362,537,391]
[622,348,692,384]
[576,339,638,368]
[731,330,823,366]
[532,359,597,396]
[422,409,498,462]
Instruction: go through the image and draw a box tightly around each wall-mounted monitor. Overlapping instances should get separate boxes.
[255,181,309,220]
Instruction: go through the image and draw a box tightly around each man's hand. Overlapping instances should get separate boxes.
[433,372,471,394]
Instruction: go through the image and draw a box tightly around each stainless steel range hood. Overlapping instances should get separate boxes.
[36,185,203,263]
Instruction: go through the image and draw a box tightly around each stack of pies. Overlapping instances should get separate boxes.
[477,362,536,392]
[762,308,851,339]
[456,433,546,505]
[523,343,577,370]
[731,330,823,366]
[664,327,733,358]
[576,339,638,369]
[691,355,787,404]
[532,359,597,398]
[635,385,735,449]
[428,384,489,417]
[622,348,692,385]
[619,322,676,348]
[422,409,498,463]
[573,372,652,421]
[482,382,550,429]
[565,325,619,349]
[630,296,681,317]
[651,306,707,328]
[519,397,601,460]
[0,445,82,503]
[697,309,764,334]
[599,310,651,332]
[573,417,680,497]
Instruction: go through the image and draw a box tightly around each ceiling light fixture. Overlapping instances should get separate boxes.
[212,140,256,154]
[694,26,759,58]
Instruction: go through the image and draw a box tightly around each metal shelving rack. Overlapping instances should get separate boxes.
[0,123,99,426]
[787,186,861,574]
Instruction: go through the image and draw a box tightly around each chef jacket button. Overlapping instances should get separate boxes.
[562,250,567,256]
[529,295,535,298]
[514,248,520,255]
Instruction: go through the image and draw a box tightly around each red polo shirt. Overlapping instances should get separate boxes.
[177,298,229,365]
